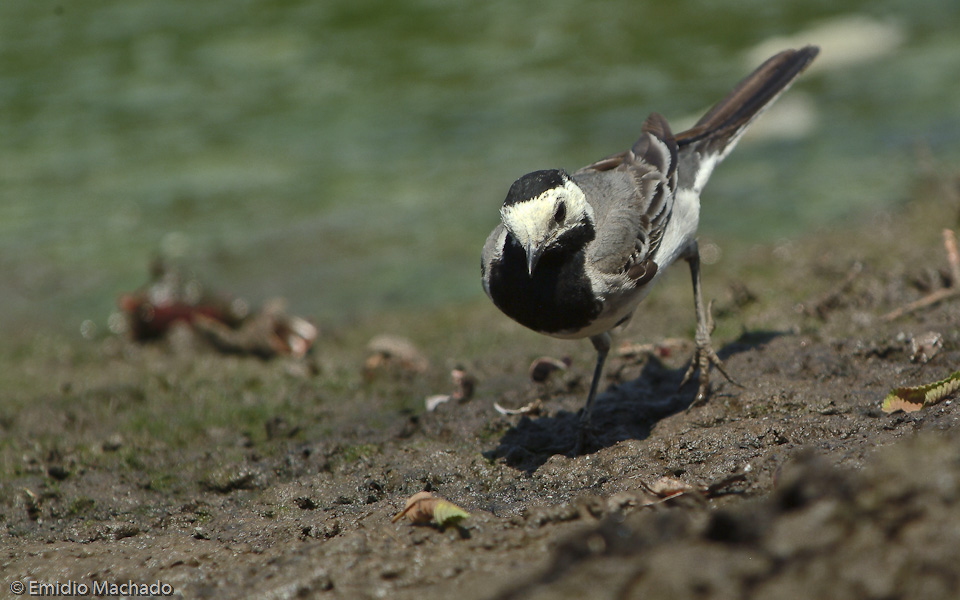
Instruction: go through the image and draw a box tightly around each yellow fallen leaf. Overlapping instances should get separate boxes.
[882,395,924,413]
[647,476,697,497]
[431,499,471,526]
[882,370,960,413]
[392,491,470,527]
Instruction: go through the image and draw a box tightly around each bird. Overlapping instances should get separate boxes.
[481,46,819,449]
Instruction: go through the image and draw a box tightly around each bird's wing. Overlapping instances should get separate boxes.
[675,45,819,195]
[575,113,678,280]
[480,223,507,296]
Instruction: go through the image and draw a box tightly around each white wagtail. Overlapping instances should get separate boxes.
[481,46,819,442]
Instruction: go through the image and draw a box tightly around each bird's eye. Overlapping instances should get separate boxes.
[554,203,566,224]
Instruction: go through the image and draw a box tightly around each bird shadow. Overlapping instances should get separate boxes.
[486,329,785,473]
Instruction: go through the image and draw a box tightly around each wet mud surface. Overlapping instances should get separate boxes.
[4,186,960,598]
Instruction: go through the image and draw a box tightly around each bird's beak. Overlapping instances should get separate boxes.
[525,243,545,276]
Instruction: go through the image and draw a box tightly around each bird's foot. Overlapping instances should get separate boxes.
[570,417,597,457]
[571,425,588,457]
[679,302,742,405]
[679,340,740,405]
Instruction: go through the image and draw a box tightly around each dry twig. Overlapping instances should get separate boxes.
[805,261,863,319]
[882,229,960,321]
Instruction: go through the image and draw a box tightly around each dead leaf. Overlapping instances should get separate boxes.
[646,476,698,497]
[193,299,317,359]
[909,331,943,364]
[365,335,429,376]
[117,263,315,358]
[450,368,476,402]
[882,370,960,413]
[425,395,451,412]
[391,491,470,527]
[425,368,476,411]
[493,399,543,416]
[882,395,925,414]
[529,357,570,383]
[617,338,690,360]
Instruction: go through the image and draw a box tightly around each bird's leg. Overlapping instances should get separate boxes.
[581,332,611,426]
[572,332,611,455]
[679,241,740,403]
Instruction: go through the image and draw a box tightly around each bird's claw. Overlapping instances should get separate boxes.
[679,300,742,405]
[680,341,740,405]
[571,417,596,456]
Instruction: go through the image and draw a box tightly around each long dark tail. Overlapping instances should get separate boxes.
[676,45,819,193]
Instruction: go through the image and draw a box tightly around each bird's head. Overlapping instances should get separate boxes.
[500,169,593,276]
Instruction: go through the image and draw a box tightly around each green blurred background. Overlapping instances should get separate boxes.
[2,0,958,338]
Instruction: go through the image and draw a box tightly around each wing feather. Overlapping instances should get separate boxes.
[574,113,678,280]
[675,45,819,194]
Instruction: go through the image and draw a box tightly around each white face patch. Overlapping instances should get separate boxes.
[500,178,592,252]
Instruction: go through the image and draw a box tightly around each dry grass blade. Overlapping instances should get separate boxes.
[882,229,960,321]
[805,261,863,319]
[944,228,960,284]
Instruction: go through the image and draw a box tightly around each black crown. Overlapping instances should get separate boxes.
[503,169,568,207]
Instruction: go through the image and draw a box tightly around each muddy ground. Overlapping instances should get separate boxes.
[3,172,960,599]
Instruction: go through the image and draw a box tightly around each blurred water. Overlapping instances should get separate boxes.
[1,0,959,335]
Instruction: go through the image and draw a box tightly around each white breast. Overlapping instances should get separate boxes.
[568,188,700,339]
[652,188,700,269]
